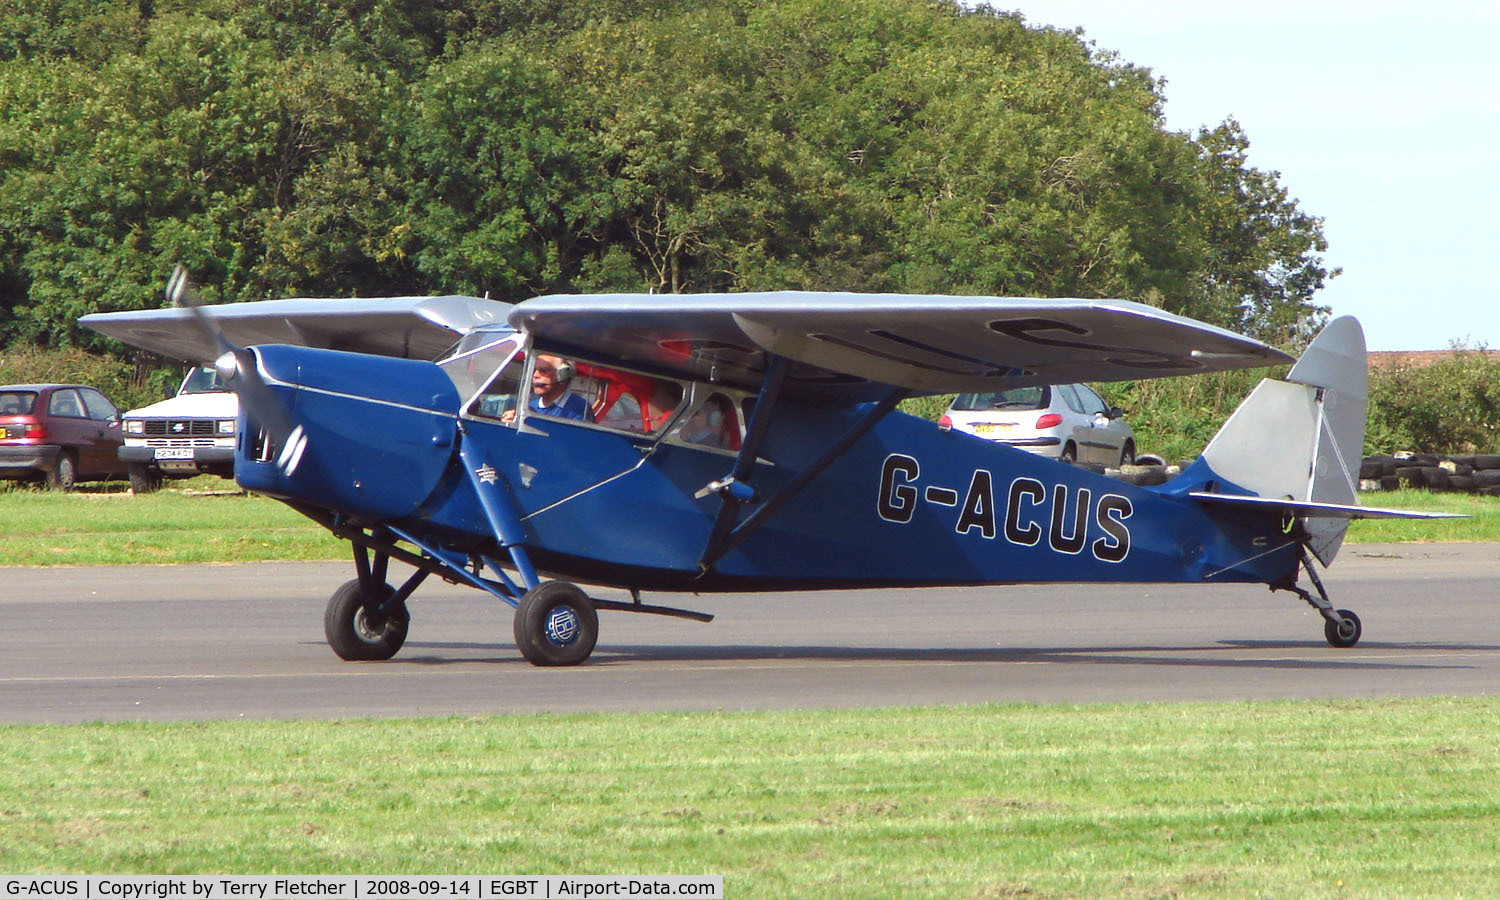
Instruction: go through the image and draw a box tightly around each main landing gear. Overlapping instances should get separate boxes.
[513,581,599,666]
[1280,549,1362,648]
[312,522,712,667]
[324,579,410,661]
[321,573,601,666]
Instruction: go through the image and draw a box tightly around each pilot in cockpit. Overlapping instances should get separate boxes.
[522,354,590,421]
[679,393,739,450]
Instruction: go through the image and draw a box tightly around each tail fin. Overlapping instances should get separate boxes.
[1199,316,1367,564]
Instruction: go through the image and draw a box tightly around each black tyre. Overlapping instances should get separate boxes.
[1059,443,1077,464]
[45,451,77,491]
[1324,609,1362,649]
[1114,466,1169,487]
[513,581,599,667]
[128,463,163,494]
[324,578,409,661]
[1474,471,1500,489]
[1118,441,1136,468]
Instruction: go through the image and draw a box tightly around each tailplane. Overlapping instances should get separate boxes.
[1198,317,1369,564]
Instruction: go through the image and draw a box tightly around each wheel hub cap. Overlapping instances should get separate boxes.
[544,605,580,647]
[354,609,386,642]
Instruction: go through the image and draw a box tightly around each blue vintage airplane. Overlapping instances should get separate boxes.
[81,270,1453,665]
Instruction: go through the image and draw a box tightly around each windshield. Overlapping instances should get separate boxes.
[951,386,1049,412]
[439,332,524,404]
[180,366,231,394]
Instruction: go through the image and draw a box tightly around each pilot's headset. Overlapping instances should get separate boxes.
[539,356,573,384]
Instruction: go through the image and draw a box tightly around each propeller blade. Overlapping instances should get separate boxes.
[166,265,234,359]
[166,266,301,468]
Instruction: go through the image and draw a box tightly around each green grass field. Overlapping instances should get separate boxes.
[2,702,1498,897]
[3,481,1497,895]
[0,478,344,566]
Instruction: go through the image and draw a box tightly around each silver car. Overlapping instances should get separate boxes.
[940,384,1136,466]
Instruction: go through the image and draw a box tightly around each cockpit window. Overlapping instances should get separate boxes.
[571,364,684,434]
[439,333,523,406]
[469,352,527,422]
[454,335,691,436]
[671,392,742,451]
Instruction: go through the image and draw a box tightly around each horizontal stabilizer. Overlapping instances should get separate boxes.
[1189,491,1467,520]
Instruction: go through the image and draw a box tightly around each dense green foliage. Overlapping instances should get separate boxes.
[1109,347,1500,461]
[0,342,178,408]
[1,0,1334,354]
[1365,347,1500,454]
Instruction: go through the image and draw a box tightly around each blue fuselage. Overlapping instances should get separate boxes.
[235,345,1301,593]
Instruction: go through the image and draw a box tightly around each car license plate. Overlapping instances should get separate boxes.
[973,423,1015,435]
[153,448,195,460]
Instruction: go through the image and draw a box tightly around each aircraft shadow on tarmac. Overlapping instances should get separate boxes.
[358,640,1496,670]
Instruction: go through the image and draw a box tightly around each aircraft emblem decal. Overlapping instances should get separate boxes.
[475,462,499,485]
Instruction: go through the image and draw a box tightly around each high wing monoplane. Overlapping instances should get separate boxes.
[81,276,1457,665]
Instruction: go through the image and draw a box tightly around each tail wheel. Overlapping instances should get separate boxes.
[514,581,598,667]
[324,578,409,660]
[1324,609,1362,648]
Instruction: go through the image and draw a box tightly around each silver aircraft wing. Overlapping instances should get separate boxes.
[81,295,514,363]
[509,292,1294,403]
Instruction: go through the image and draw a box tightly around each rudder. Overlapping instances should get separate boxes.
[1199,317,1367,564]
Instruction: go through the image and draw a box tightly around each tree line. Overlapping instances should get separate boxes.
[1,0,1336,356]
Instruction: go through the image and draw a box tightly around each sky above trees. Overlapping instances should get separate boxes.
[1004,0,1500,351]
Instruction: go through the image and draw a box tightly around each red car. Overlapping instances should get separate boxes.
[0,383,125,490]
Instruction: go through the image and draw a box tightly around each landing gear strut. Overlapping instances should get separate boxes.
[1283,549,1362,648]
[301,512,706,668]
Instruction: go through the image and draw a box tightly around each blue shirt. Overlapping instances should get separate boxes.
[530,392,589,421]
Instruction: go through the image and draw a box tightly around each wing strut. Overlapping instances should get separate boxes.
[695,356,791,572]
[703,386,909,571]
[696,354,909,573]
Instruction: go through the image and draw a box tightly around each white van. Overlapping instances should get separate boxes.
[118,366,238,492]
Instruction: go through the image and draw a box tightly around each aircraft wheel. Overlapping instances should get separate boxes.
[324,578,409,661]
[514,581,598,667]
[1324,609,1362,648]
